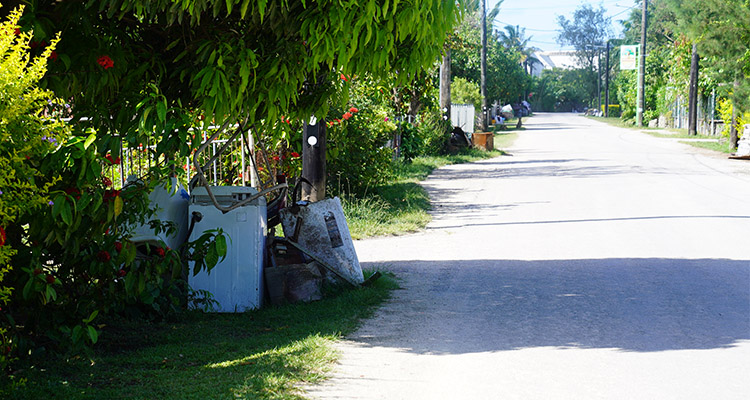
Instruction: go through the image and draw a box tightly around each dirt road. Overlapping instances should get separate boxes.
[306,113,750,399]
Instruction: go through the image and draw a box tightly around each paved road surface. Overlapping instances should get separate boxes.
[306,113,750,399]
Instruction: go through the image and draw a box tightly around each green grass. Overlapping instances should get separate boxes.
[344,141,515,239]
[3,271,398,400]
[679,139,736,154]
[591,116,736,152]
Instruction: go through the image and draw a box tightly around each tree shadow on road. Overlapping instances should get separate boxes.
[352,258,750,355]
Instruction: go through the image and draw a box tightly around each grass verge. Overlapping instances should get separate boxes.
[344,135,517,239]
[679,140,736,154]
[3,271,398,400]
[590,116,735,153]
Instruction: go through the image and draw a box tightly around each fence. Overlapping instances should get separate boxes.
[104,127,261,190]
[667,90,723,136]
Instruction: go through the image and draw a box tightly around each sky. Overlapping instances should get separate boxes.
[488,0,639,52]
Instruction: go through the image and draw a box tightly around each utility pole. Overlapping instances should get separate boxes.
[302,117,326,202]
[480,0,487,131]
[730,79,740,149]
[605,41,610,117]
[439,48,451,127]
[688,43,699,135]
[597,50,601,114]
[636,0,648,126]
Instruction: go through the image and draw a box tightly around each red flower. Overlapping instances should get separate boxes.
[64,187,81,200]
[45,275,55,284]
[342,112,353,120]
[49,51,58,61]
[113,157,121,165]
[103,189,120,201]
[0,226,4,246]
[117,269,127,277]
[290,152,300,158]
[97,250,111,262]
[97,55,114,70]
[340,73,348,81]
[33,268,43,276]
[102,176,112,187]
[14,28,20,35]
[272,155,280,162]
[349,107,358,113]
[114,241,123,252]
[154,247,165,258]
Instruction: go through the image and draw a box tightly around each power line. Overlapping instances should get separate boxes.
[492,20,559,32]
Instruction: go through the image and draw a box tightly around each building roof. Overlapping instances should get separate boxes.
[530,51,582,76]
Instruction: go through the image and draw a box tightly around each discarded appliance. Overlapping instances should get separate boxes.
[265,238,323,305]
[188,186,267,312]
[130,176,190,251]
[280,197,364,286]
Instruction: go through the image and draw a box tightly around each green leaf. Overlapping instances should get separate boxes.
[156,99,167,122]
[60,199,73,226]
[72,325,84,344]
[84,131,97,149]
[215,234,227,259]
[87,325,99,344]
[83,310,99,324]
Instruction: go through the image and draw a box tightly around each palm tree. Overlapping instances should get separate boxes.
[497,25,541,75]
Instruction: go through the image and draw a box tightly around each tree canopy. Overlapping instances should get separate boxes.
[556,4,612,71]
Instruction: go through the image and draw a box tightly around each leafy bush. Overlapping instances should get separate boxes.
[0,7,226,368]
[451,77,482,111]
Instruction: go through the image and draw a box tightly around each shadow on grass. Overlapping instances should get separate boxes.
[4,272,398,400]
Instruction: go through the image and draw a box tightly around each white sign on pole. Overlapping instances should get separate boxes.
[620,45,638,70]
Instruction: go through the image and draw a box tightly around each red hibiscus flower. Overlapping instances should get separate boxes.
[290,152,300,158]
[97,250,111,262]
[154,247,165,258]
[114,241,123,252]
[97,55,114,70]
[340,73,348,82]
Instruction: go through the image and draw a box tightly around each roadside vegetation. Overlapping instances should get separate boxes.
[536,1,747,152]
[1,0,531,392]
[593,116,735,154]
[3,271,397,399]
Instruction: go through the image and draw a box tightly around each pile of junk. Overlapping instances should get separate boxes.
[129,121,378,312]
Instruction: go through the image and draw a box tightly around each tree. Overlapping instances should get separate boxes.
[451,77,482,111]
[0,0,469,358]
[661,0,750,146]
[556,4,612,71]
[497,25,540,75]
[451,5,528,105]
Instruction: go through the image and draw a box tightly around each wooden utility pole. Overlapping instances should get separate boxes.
[605,41,610,117]
[730,79,740,149]
[636,0,648,126]
[439,48,451,125]
[302,118,326,202]
[480,0,487,131]
[688,43,699,135]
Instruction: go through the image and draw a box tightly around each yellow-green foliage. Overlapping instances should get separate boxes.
[0,4,66,308]
[717,98,748,138]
